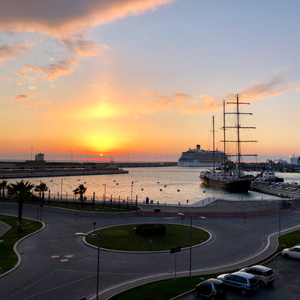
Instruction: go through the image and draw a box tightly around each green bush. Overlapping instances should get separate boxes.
[135,224,166,237]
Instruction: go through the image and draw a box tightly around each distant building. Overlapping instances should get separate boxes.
[35,153,45,162]
[291,154,300,165]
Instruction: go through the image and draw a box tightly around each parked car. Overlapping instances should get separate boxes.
[282,245,300,259]
[239,265,274,287]
[217,272,259,295]
[194,278,226,299]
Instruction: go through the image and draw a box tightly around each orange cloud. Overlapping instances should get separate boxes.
[228,75,294,101]
[14,93,36,100]
[16,71,35,81]
[0,75,12,81]
[58,34,100,57]
[0,44,30,63]
[18,59,77,81]
[145,91,220,114]
[24,102,37,107]
[0,0,174,36]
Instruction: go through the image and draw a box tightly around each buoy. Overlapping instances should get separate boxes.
[141,188,144,191]
[177,189,180,192]
[160,189,162,191]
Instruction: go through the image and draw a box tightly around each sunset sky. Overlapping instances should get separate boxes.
[1,0,300,162]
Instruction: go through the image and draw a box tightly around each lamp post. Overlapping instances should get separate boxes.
[279,198,282,244]
[177,213,206,277]
[178,213,184,225]
[76,231,100,300]
[177,212,192,276]
[60,178,64,201]
[103,183,106,202]
[131,181,137,205]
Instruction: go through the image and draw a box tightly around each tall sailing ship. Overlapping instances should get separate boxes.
[200,94,257,193]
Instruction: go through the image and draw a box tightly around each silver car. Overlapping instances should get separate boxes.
[217,272,259,296]
[282,245,300,259]
[239,265,274,287]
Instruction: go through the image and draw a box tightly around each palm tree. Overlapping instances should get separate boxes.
[0,180,7,200]
[34,182,48,203]
[73,184,87,207]
[7,180,34,232]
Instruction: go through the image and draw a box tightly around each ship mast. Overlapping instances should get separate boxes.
[212,115,216,172]
[224,94,257,178]
[222,100,226,178]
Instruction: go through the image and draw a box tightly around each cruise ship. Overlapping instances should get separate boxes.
[178,144,226,167]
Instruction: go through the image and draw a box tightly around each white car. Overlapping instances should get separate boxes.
[239,265,274,287]
[282,245,300,259]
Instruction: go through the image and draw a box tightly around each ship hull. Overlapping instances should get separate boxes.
[200,175,253,193]
[178,161,216,167]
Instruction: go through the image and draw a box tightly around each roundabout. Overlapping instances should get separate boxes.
[85,223,210,252]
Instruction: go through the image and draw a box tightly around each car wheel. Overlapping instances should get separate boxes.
[210,296,216,300]
[194,290,199,297]
[283,253,289,258]
[259,281,265,288]
[241,289,247,296]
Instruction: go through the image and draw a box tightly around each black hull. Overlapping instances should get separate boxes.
[200,176,253,193]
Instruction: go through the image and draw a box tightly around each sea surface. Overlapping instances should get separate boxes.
[5,167,300,205]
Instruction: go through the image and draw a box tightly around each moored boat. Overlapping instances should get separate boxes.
[200,94,257,193]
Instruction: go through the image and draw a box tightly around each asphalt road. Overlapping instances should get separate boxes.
[0,204,300,300]
[178,255,300,300]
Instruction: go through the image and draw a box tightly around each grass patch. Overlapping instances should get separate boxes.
[278,229,300,252]
[110,276,213,300]
[86,224,209,251]
[0,215,43,275]
[108,229,300,300]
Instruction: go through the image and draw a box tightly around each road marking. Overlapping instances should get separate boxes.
[60,259,69,262]
[51,255,59,259]
[65,255,73,258]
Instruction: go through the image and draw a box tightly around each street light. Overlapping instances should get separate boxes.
[76,231,100,300]
[177,213,206,277]
[103,183,106,202]
[178,213,184,225]
[131,181,137,206]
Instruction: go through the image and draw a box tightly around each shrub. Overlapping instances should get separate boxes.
[135,224,166,237]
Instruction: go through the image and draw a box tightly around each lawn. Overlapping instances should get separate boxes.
[0,215,43,275]
[86,224,210,251]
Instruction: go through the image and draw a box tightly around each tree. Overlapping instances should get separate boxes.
[7,180,34,232]
[73,184,87,207]
[34,182,48,203]
[0,180,7,200]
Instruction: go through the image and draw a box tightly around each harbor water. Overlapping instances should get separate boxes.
[4,167,300,205]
